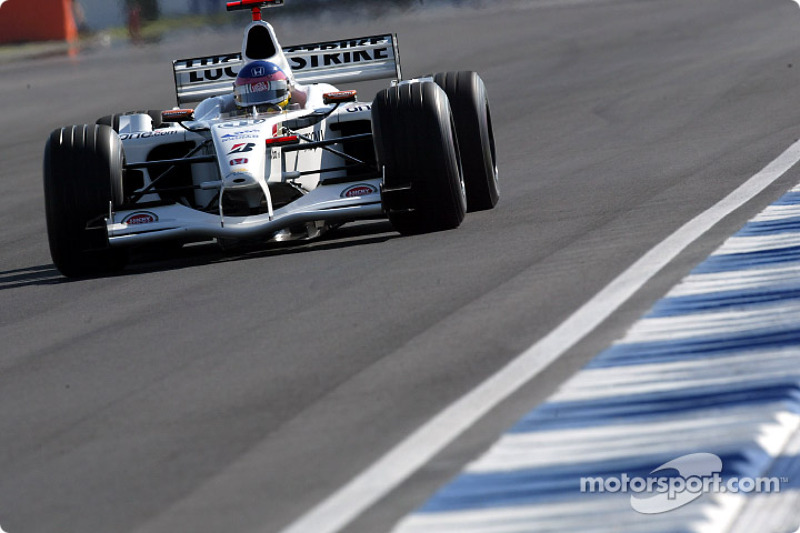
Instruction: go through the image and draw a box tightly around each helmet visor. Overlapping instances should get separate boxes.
[234,79,290,107]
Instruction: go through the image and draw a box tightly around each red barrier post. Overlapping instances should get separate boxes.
[0,0,78,44]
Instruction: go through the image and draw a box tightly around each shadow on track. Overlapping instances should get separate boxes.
[0,221,399,287]
[0,264,66,290]
[71,221,400,278]
[124,220,399,275]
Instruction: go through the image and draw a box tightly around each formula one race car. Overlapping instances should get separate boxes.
[44,0,499,277]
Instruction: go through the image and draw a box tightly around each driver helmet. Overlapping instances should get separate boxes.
[234,60,290,111]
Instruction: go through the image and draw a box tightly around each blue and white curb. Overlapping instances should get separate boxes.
[392,187,800,533]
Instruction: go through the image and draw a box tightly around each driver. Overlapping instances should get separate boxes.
[234,60,305,112]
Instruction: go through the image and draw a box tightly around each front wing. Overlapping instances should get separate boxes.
[107,178,383,246]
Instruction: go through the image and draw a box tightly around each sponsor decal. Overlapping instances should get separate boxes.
[341,183,378,198]
[220,130,260,141]
[306,130,324,143]
[220,134,259,141]
[182,54,240,83]
[346,104,372,113]
[288,48,390,71]
[119,131,179,141]
[123,212,158,225]
[181,34,394,84]
[219,119,266,129]
[251,65,267,77]
[178,36,393,84]
[285,36,392,71]
[229,158,249,166]
[228,142,256,154]
[285,36,392,54]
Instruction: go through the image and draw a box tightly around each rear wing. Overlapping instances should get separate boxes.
[172,34,401,106]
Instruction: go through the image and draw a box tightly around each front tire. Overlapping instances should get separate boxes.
[44,124,128,277]
[372,81,466,235]
[433,71,499,212]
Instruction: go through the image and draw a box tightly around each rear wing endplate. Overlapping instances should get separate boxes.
[172,34,401,106]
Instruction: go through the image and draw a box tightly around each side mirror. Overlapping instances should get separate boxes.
[323,90,358,105]
[161,109,195,122]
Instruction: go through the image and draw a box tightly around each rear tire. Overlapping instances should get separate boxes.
[432,71,499,212]
[372,82,466,235]
[44,124,128,277]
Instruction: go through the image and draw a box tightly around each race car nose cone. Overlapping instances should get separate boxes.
[223,172,259,190]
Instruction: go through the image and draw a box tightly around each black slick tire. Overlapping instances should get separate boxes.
[44,124,128,278]
[433,71,499,211]
[372,81,466,235]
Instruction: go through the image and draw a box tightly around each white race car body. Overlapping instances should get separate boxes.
[107,18,400,247]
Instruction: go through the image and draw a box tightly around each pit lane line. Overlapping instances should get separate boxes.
[275,139,800,533]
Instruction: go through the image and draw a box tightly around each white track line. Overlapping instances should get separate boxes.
[275,140,800,533]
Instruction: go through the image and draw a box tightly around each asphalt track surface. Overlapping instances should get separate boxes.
[3,1,800,532]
